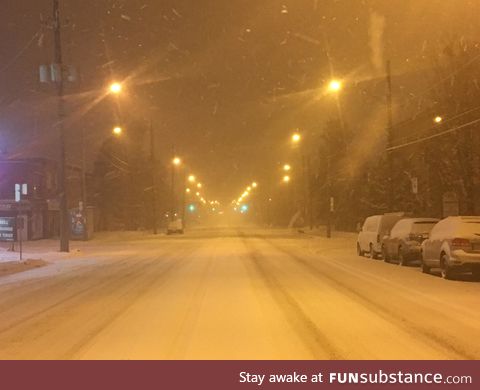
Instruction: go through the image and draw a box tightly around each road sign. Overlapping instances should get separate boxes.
[411,177,418,194]
[0,217,16,242]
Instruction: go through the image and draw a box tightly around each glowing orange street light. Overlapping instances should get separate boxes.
[291,133,301,143]
[173,157,182,166]
[109,82,122,94]
[434,116,443,124]
[188,175,196,183]
[283,175,291,183]
[252,182,258,188]
[112,126,123,135]
[328,79,342,92]
[283,164,291,171]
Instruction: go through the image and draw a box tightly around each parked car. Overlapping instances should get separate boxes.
[421,216,480,279]
[167,219,184,235]
[357,213,404,259]
[381,218,439,265]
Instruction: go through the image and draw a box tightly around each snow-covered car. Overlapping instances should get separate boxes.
[166,219,184,235]
[421,216,480,279]
[381,218,439,265]
[357,213,404,259]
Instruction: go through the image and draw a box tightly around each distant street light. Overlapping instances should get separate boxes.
[188,175,196,183]
[252,182,258,188]
[113,126,123,135]
[328,79,342,92]
[186,188,191,193]
[283,175,291,183]
[197,183,202,189]
[173,157,182,166]
[109,82,122,94]
[434,116,443,124]
[283,164,291,171]
[291,132,301,143]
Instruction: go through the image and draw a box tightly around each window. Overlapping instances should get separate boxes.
[390,220,410,238]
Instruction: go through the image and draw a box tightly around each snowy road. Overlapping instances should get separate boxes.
[0,227,479,359]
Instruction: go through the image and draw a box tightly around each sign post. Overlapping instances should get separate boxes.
[17,216,24,261]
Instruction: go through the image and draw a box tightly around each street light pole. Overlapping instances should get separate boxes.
[81,126,88,241]
[386,60,394,211]
[149,121,158,234]
[53,0,69,252]
[180,170,186,230]
[170,147,176,222]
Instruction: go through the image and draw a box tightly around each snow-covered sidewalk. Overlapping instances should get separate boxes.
[0,230,167,277]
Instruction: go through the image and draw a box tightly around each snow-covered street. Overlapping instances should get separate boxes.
[0,227,479,360]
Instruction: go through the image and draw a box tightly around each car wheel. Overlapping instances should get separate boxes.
[382,246,390,263]
[440,253,454,280]
[421,259,430,274]
[357,243,364,257]
[398,247,406,266]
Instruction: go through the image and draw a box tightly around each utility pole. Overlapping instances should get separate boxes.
[386,60,394,211]
[307,156,314,230]
[180,170,186,230]
[326,155,332,238]
[53,0,69,252]
[170,145,176,222]
[81,126,87,241]
[149,122,158,234]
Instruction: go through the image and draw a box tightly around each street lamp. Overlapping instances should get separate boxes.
[188,175,196,183]
[283,175,291,183]
[291,132,301,143]
[197,183,202,189]
[252,182,258,188]
[170,156,182,222]
[109,82,122,94]
[283,164,291,171]
[328,79,342,92]
[434,116,443,124]
[112,126,123,136]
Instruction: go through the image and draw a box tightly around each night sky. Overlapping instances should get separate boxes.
[1,0,479,201]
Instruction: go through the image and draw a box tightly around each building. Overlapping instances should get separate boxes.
[0,158,84,240]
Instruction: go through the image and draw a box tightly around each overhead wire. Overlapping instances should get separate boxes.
[387,117,480,152]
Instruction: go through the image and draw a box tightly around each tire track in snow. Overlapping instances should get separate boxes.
[239,233,342,359]
[260,235,475,359]
[0,246,195,358]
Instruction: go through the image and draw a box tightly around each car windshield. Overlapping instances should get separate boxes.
[458,221,480,236]
[411,222,437,234]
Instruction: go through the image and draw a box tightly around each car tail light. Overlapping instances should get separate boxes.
[451,238,471,250]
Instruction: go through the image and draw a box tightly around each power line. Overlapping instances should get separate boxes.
[393,104,480,145]
[387,117,480,152]
[0,30,41,75]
